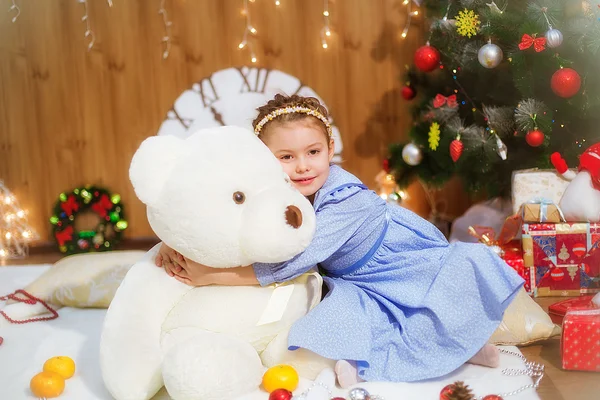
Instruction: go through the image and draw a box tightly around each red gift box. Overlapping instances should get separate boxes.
[522,222,600,297]
[561,306,600,372]
[501,240,530,293]
[548,295,596,325]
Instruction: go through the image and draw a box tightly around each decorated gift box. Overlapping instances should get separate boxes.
[511,168,574,215]
[501,240,531,293]
[548,295,596,325]
[561,306,600,372]
[522,222,600,297]
[521,201,564,224]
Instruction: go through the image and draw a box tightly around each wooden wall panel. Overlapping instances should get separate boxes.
[0,0,472,242]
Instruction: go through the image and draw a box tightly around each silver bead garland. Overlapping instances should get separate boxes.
[291,348,542,400]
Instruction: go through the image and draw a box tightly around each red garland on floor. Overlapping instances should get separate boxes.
[0,289,59,345]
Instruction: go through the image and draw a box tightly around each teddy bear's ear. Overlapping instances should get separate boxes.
[129,135,185,207]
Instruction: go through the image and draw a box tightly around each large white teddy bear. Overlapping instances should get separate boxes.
[100,126,333,400]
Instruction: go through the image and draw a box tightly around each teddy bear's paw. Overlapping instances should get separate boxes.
[162,331,263,400]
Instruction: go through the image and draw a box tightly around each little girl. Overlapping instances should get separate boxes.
[156,94,524,387]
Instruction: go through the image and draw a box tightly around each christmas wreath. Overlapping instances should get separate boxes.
[50,186,128,255]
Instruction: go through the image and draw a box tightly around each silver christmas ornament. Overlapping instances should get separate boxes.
[349,387,370,400]
[545,28,563,48]
[402,143,423,166]
[478,42,503,69]
[494,134,508,160]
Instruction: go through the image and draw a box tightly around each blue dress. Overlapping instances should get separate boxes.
[253,165,524,382]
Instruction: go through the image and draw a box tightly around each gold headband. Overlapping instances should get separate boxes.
[253,106,333,137]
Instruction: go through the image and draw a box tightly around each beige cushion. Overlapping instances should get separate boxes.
[490,288,561,346]
[9,250,146,308]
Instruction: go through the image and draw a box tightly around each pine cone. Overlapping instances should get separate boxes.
[445,381,475,400]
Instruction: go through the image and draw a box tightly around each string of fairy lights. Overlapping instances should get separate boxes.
[6,1,422,62]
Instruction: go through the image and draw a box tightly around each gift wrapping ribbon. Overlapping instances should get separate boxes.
[565,307,600,316]
[468,213,521,248]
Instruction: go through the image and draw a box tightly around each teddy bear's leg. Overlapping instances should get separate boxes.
[260,325,336,381]
[161,328,264,400]
[100,248,193,400]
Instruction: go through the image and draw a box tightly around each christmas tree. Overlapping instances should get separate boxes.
[390,0,600,198]
[0,181,38,259]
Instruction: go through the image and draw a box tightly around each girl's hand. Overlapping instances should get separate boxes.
[155,243,184,277]
[171,258,215,286]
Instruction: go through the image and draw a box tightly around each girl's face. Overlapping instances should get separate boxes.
[262,120,334,199]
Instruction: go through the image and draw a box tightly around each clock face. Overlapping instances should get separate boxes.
[157,67,343,162]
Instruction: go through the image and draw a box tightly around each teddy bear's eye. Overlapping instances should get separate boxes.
[233,191,246,204]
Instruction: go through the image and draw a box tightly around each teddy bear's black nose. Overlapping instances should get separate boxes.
[285,206,302,229]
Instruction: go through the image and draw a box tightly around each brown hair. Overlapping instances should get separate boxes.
[252,94,331,144]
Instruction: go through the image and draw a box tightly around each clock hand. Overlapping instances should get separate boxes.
[210,106,226,126]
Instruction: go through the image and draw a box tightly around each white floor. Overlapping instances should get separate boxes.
[0,265,541,400]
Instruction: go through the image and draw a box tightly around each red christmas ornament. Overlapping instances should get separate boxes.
[572,243,586,258]
[440,384,454,399]
[0,336,3,345]
[482,396,504,400]
[450,138,464,162]
[382,158,391,173]
[551,267,565,281]
[525,129,545,147]
[583,263,591,275]
[402,85,416,100]
[414,45,440,72]
[268,389,293,400]
[551,68,581,98]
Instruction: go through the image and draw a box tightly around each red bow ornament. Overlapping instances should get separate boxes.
[433,94,458,108]
[518,34,546,52]
[60,195,80,216]
[92,194,113,218]
[55,225,74,246]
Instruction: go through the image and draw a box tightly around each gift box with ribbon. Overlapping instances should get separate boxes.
[468,215,530,292]
[522,222,600,297]
[561,305,600,372]
[522,198,566,224]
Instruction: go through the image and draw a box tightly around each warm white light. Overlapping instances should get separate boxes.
[403,0,409,4]
[251,56,257,63]
[22,231,30,239]
[323,11,329,17]
[401,31,407,38]
[322,42,328,49]
[238,41,246,49]
[4,196,12,205]
[411,11,419,16]
[0,249,6,258]
[250,26,257,34]
[5,232,12,239]
[399,190,408,199]
[275,0,280,5]
[325,30,331,37]
[380,193,388,200]
[16,210,24,218]
[5,214,13,222]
